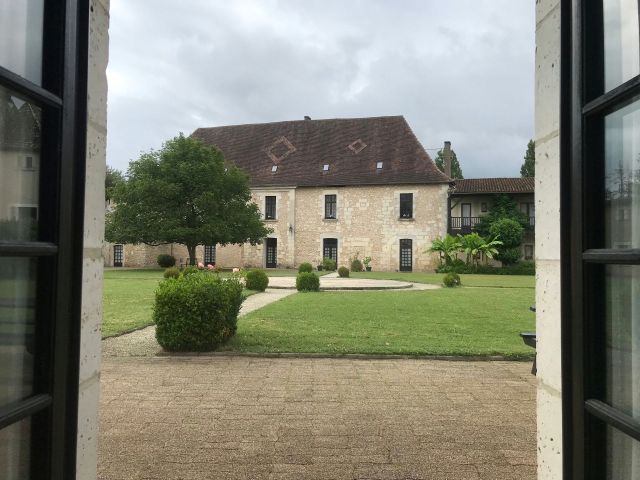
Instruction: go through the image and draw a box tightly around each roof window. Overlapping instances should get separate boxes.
[271,165,278,173]
[323,164,329,171]
[376,161,383,169]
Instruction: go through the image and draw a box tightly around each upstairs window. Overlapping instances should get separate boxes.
[325,194,337,219]
[400,193,413,219]
[265,196,276,220]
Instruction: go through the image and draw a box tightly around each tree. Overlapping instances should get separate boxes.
[520,139,535,177]
[489,218,524,265]
[105,166,124,202]
[475,194,529,238]
[105,134,272,265]
[435,148,464,179]
[428,234,462,266]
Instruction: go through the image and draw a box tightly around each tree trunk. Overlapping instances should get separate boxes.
[187,244,197,265]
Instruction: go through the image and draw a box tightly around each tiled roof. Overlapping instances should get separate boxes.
[191,116,450,188]
[453,177,534,194]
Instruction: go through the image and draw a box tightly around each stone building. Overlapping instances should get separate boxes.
[448,177,535,260]
[187,115,450,272]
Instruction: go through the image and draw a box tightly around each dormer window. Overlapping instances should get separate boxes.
[271,165,278,173]
[376,161,383,170]
[323,164,329,171]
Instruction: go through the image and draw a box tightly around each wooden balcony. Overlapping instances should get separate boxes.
[448,216,535,234]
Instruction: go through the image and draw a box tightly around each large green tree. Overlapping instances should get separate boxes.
[435,148,463,179]
[105,134,271,265]
[520,139,535,177]
[105,166,124,202]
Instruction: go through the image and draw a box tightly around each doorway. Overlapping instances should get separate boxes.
[400,239,413,272]
[113,245,123,267]
[265,238,277,268]
[323,238,338,265]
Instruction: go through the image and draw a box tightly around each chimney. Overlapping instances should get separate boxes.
[304,116,311,120]
[443,141,452,178]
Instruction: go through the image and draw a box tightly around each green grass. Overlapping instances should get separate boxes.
[102,269,257,338]
[222,287,536,358]
[350,271,535,288]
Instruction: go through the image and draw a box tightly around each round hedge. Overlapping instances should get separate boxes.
[443,272,461,288]
[489,218,523,248]
[164,266,180,279]
[350,258,363,272]
[154,273,244,351]
[338,266,349,278]
[296,272,320,292]
[157,254,176,268]
[245,269,269,291]
[298,262,313,273]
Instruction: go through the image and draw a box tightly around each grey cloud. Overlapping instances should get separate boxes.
[107,0,534,178]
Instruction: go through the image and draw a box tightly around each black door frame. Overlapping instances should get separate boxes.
[265,238,277,268]
[399,239,413,272]
[113,244,124,267]
[561,0,640,477]
[0,1,89,478]
[323,238,338,265]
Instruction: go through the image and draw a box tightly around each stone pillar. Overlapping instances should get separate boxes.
[76,0,110,478]
[535,1,562,479]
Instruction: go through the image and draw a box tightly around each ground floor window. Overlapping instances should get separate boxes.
[524,244,534,261]
[204,245,216,265]
[113,245,123,267]
[400,239,412,272]
[323,238,338,264]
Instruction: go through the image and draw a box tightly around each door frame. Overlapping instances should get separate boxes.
[399,239,413,272]
[265,238,277,268]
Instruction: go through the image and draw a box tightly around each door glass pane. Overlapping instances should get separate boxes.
[607,426,640,479]
[0,0,44,85]
[0,85,41,241]
[0,257,36,406]
[604,99,640,248]
[0,417,31,480]
[605,265,640,422]
[603,0,640,91]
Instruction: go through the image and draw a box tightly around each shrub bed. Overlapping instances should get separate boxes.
[350,258,363,272]
[296,272,320,292]
[338,266,349,278]
[298,262,313,273]
[154,273,244,351]
[157,254,176,268]
[245,269,269,291]
[436,261,535,276]
[163,267,180,279]
[322,257,337,271]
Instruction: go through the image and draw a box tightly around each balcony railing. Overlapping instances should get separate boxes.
[449,216,536,232]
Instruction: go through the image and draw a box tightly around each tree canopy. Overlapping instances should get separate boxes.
[105,166,124,202]
[435,148,463,179]
[520,139,535,177]
[105,134,271,264]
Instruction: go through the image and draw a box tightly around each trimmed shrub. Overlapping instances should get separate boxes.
[435,261,535,276]
[157,254,176,268]
[296,272,320,292]
[322,257,337,271]
[317,264,324,271]
[182,265,199,276]
[154,273,244,351]
[443,272,461,287]
[298,262,313,273]
[245,269,269,292]
[350,258,363,272]
[338,266,349,278]
[497,247,523,266]
[164,267,180,279]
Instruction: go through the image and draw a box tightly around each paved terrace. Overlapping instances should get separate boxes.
[98,357,536,480]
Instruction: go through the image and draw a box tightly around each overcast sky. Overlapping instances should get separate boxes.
[106,1,535,178]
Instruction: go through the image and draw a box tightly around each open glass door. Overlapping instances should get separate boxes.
[563,0,640,477]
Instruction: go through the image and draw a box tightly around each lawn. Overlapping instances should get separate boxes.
[102,269,258,338]
[223,286,536,358]
[350,271,535,288]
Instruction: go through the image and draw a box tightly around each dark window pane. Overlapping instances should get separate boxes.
[604,99,640,248]
[0,85,41,241]
[323,238,337,263]
[204,245,216,265]
[0,258,36,406]
[400,193,413,218]
[0,0,44,85]
[607,426,640,479]
[265,196,276,220]
[0,417,31,480]
[325,195,336,219]
[605,265,640,425]
[603,0,639,91]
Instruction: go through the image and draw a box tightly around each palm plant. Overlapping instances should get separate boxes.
[478,237,503,264]
[428,234,462,266]
[457,233,486,267]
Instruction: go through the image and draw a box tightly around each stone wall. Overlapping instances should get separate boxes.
[77,1,109,478]
[102,242,203,268]
[535,0,563,478]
